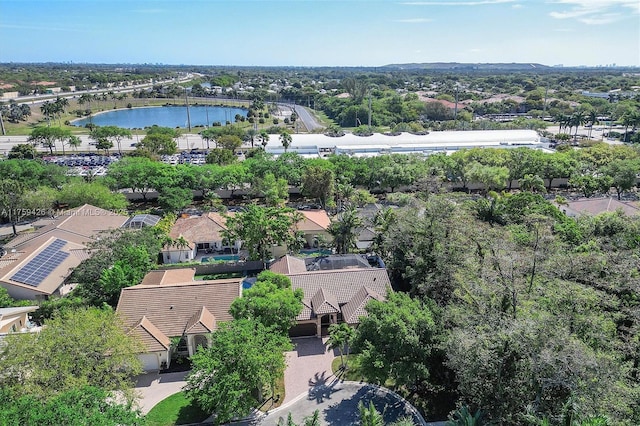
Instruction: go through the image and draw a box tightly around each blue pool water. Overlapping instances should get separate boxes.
[201,255,240,262]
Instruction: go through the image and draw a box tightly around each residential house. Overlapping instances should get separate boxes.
[161,212,240,264]
[116,268,242,371]
[296,210,332,249]
[0,204,129,300]
[557,197,640,217]
[0,306,38,334]
[269,255,391,337]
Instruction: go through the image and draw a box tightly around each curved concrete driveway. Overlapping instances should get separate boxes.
[251,382,427,426]
[134,370,188,414]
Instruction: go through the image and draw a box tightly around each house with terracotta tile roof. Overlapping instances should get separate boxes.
[283,267,391,337]
[161,212,240,264]
[557,197,640,217]
[116,268,242,371]
[296,210,332,249]
[0,204,128,300]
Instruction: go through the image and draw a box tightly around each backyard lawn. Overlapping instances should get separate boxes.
[145,392,209,426]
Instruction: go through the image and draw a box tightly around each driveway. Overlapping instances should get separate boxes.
[134,370,188,414]
[239,382,428,426]
[282,337,337,405]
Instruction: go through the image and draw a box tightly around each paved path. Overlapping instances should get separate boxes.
[235,382,429,426]
[282,337,337,405]
[134,371,188,414]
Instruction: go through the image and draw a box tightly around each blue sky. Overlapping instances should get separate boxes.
[1,0,638,67]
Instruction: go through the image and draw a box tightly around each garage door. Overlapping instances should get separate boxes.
[139,353,160,372]
[289,323,316,337]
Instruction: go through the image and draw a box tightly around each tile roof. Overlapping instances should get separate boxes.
[297,210,331,232]
[288,269,391,325]
[130,316,171,352]
[0,237,85,296]
[269,255,308,275]
[185,306,216,334]
[116,277,242,346]
[289,268,390,305]
[560,197,640,217]
[341,285,384,324]
[0,204,128,297]
[168,213,228,244]
[140,268,196,286]
[311,288,340,315]
[297,299,314,321]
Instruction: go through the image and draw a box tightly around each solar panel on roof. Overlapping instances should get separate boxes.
[11,239,70,287]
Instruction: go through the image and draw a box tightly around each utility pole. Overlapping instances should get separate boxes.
[368,91,372,131]
[184,87,192,132]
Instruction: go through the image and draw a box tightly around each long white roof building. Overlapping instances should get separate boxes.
[263,129,548,157]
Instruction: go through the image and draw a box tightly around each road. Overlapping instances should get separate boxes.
[0,134,208,155]
[2,74,195,106]
[284,103,323,132]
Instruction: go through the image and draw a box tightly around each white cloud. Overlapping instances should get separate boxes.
[548,0,639,25]
[395,18,434,22]
[402,0,516,6]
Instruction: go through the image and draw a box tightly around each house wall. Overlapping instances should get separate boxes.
[0,312,29,333]
[0,283,47,301]
[162,248,196,264]
[138,350,170,372]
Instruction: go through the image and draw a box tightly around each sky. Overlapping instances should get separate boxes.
[0,0,638,67]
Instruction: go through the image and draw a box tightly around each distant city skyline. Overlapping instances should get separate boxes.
[1,0,638,68]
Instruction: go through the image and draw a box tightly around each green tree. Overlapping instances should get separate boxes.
[0,385,143,426]
[358,401,384,426]
[0,307,142,400]
[206,148,236,166]
[352,291,437,390]
[326,322,356,369]
[7,143,36,159]
[90,126,132,155]
[185,319,292,424]
[28,126,71,155]
[71,226,165,304]
[600,159,638,200]
[223,204,297,264]
[157,186,193,213]
[106,157,172,201]
[328,207,362,254]
[57,181,128,210]
[301,164,335,209]
[279,129,292,152]
[230,271,303,335]
[0,179,26,236]
[137,132,177,156]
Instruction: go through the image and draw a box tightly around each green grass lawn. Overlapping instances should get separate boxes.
[331,354,366,382]
[145,392,209,426]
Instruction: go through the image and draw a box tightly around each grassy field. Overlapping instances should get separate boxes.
[144,392,209,426]
[331,354,366,382]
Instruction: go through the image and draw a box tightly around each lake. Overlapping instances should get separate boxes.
[72,105,248,129]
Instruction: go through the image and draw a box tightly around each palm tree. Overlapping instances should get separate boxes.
[358,402,384,426]
[587,110,598,139]
[279,129,292,152]
[245,128,258,148]
[519,174,546,193]
[326,323,355,370]
[446,405,486,426]
[328,207,362,254]
[40,101,55,126]
[570,109,586,141]
[259,130,270,149]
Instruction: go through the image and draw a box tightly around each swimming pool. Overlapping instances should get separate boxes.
[201,254,240,262]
